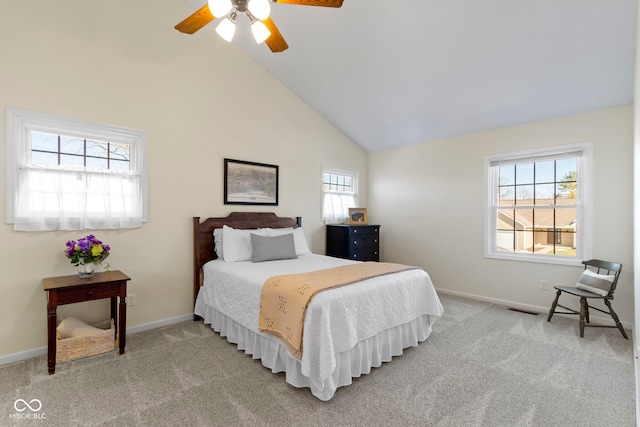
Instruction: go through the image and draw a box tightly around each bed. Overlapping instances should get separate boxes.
[193,212,444,400]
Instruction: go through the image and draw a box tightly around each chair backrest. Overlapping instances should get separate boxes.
[582,259,622,296]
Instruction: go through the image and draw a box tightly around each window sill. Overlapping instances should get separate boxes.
[484,251,585,267]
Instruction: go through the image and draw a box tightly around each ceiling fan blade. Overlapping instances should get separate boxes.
[263,17,289,53]
[274,0,343,7]
[175,4,216,34]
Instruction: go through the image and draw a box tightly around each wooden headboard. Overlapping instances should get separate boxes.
[193,212,302,309]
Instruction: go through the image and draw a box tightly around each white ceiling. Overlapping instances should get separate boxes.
[181,0,637,152]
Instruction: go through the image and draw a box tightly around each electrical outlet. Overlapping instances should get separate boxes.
[128,294,136,306]
[540,280,548,291]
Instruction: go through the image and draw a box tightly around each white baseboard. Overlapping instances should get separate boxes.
[435,287,634,330]
[0,313,194,367]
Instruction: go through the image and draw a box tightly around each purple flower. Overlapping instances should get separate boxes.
[77,239,91,251]
[64,235,111,266]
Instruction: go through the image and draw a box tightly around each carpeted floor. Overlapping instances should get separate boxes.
[0,294,635,426]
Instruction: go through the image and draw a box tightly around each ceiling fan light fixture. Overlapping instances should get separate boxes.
[208,0,233,18]
[215,12,237,42]
[250,19,271,44]
[248,0,271,20]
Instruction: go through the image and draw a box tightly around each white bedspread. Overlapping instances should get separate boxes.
[195,254,444,394]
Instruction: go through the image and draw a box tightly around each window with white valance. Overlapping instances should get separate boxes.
[322,169,357,224]
[5,107,148,231]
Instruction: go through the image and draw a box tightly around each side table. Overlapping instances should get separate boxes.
[43,270,130,374]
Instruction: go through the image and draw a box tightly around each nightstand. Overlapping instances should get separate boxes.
[326,224,380,261]
[43,270,130,374]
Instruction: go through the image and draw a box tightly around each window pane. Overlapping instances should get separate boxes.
[515,185,534,203]
[110,159,130,171]
[32,132,57,152]
[31,151,58,166]
[87,141,109,158]
[60,153,84,167]
[499,186,515,205]
[496,208,514,252]
[515,163,534,184]
[513,209,532,231]
[499,165,515,186]
[535,161,554,183]
[60,136,84,155]
[557,158,577,181]
[86,157,108,169]
[556,207,576,227]
[556,181,577,200]
[496,230,514,252]
[556,231,576,256]
[533,208,554,228]
[497,209,515,231]
[535,184,555,204]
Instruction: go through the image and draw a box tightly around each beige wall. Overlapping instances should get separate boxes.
[0,0,367,358]
[369,106,634,325]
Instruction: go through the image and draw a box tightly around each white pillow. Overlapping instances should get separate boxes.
[265,227,311,255]
[56,316,103,339]
[293,228,311,255]
[222,225,267,262]
[213,228,223,259]
[575,269,616,296]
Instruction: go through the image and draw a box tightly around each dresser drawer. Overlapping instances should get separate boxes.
[55,282,122,305]
[349,226,379,236]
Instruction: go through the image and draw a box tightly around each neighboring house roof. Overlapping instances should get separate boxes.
[497,199,577,229]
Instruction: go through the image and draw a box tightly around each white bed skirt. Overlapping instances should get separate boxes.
[197,304,435,401]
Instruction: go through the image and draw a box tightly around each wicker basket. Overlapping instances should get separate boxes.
[56,319,117,362]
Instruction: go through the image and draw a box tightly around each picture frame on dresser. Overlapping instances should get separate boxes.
[347,207,368,224]
[224,158,279,205]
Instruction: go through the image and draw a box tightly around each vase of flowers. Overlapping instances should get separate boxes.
[64,235,110,278]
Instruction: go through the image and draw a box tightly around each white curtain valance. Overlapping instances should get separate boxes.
[13,166,142,231]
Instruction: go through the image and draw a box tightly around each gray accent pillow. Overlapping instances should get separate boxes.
[575,269,615,296]
[250,233,297,263]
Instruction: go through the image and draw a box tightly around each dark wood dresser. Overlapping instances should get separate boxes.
[326,224,380,261]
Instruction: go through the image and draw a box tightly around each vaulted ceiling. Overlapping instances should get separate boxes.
[180,0,636,152]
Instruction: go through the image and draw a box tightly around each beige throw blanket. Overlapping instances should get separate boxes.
[258,262,415,359]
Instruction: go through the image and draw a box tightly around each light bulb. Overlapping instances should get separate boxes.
[216,14,237,42]
[208,0,232,18]
[251,20,271,44]
[248,0,270,20]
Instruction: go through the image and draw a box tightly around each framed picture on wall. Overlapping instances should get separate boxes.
[224,158,279,205]
[348,208,368,225]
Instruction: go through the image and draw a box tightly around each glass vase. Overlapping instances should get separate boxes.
[77,262,95,278]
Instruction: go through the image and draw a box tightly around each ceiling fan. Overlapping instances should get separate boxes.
[175,0,344,53]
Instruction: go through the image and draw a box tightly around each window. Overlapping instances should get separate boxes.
[322,169,357,223]
[5,107,148,231]
[484,143,591,266]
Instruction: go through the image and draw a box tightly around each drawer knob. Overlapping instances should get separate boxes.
[353,254,357,258]
[353,229,357,233]
[374,239,378,243]
[87,290,95,296]
[353,241,357,245]
[374,251,378,255]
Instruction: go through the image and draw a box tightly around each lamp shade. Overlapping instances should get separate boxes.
[248,0,271,20]
[216,17,236,42]
[208,0,232,18]
[251,20,271,44]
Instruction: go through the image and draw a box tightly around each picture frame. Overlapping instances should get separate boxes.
[224,158,279,205]
[348,208,368,225]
